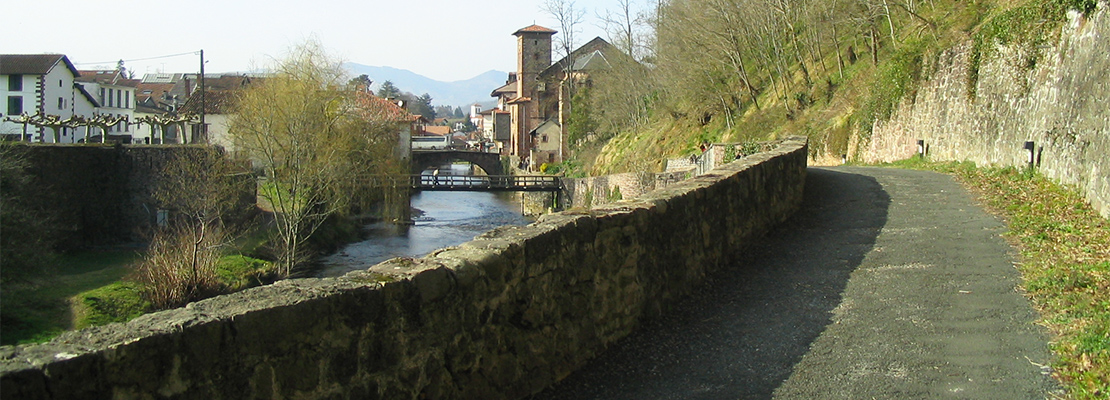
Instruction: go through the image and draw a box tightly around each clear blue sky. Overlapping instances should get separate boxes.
[4,0,633,82]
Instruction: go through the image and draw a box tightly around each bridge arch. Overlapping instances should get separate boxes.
[411,150,503,175]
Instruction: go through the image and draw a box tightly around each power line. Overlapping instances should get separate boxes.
[72,51,200,66]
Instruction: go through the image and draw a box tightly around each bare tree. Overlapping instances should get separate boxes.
[543,0,587,67]
[597,0,653,60]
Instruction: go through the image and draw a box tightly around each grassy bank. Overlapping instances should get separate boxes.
[1,250,142,345]
[0,216,368,346]
[882,158,1109,399]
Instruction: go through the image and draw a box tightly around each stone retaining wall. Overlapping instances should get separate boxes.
[0,137,808,400]
[1,144,254,248]
[864,5,1110,217]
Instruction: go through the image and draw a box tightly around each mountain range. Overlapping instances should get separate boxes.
[344,63,506,109]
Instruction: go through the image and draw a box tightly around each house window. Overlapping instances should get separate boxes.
[100,88,105,104]
[8,75,22,91]
[541,134,548,143]
[124,91,130,108]
[59,79,63,88]
[7,96,23,115]
[58,97,65,110]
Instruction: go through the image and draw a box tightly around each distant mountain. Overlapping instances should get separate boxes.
[344,63,505,109]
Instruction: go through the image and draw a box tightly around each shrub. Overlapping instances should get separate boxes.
[134,226,227,309]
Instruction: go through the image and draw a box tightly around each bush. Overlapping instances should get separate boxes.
[134,226,227,309]
[71,282,152,329]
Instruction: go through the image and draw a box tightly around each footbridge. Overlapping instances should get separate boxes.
[369,174,561,192]
[411,149,502,175]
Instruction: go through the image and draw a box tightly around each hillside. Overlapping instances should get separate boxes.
[344,63,505,108]
[568,0,1108,396]
[571,0,1102,176]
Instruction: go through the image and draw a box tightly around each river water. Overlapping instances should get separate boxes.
[316,168,533,278]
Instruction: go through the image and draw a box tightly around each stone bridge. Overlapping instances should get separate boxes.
[0,138,808,399]
[411,149,503,175]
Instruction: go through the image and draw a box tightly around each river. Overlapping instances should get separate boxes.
[315,169,533,278]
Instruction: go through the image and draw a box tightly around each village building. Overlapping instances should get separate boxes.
[490,26,632,170]
[178,74,257,147]
[1,54,99,143]
[75,68,138,143]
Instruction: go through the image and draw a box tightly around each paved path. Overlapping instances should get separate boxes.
[529,167,1062,399]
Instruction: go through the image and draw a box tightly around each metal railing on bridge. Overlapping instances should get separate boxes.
[369,175,561,192]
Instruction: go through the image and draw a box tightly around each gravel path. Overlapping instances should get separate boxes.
[529,166,1062,399]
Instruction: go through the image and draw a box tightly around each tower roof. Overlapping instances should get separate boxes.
[513,24,557,36]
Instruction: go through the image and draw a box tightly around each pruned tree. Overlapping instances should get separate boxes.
[84,114,130,143]
[134,113,197,144]
[3,113,84,143]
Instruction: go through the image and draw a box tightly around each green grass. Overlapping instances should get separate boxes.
[1,249,142,345]
[881,159,1110,399]
[71,282,151,330]
[216,255,275,290]
[1,246,282,346]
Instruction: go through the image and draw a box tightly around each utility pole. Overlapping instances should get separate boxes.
[199,49,207,144]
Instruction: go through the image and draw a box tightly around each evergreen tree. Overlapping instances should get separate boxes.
[376,80,401,99]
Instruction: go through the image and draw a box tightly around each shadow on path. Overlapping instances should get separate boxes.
[529,168,891,399]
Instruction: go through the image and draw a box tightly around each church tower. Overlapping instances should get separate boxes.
[510,25,556,164]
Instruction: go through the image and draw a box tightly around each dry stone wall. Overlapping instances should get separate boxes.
[865,5,1110,217]
[0,137,807,400]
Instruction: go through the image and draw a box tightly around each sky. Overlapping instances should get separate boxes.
[4,0,626,82]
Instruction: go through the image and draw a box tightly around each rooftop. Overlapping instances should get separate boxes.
[513,24,557,36]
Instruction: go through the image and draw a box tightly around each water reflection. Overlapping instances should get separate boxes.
[316,189,532,278]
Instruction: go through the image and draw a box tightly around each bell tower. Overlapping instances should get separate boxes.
[510,24,556,162]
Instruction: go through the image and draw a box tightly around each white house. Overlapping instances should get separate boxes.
[1,54,99,142]
[76,69,137,143]
[470,103,483,130]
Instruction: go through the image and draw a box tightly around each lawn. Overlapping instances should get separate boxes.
[1,249,142,345]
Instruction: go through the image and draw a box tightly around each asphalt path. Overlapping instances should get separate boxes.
[528,166,1062,399]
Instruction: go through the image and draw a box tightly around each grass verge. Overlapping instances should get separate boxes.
[881,157,1109,399]
[1,249,142,345]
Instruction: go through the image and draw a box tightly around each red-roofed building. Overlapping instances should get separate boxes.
[422,125,451,136]
[352,91,426,162]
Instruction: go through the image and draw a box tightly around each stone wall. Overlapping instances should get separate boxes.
[0,137,808,400]
[5,144,252,248]
[864,5,1110,217]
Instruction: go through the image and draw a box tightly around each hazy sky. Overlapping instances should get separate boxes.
[4,0,628,82]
